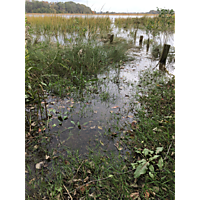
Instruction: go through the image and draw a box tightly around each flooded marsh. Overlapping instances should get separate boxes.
[25,11,175,199]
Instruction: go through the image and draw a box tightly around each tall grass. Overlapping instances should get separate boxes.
[26,15,112,39]
[114,15,175,32]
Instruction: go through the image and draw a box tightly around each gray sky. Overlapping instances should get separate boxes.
[39,0,175,13]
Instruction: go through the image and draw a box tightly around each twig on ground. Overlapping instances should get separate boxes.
[63,184,73,200]
[164,141,173,160]
[71,160,85,181]
[152,62,159,70]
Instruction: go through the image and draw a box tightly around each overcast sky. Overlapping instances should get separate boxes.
[39,0,175,13]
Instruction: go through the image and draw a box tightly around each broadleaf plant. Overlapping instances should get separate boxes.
[131,147,164,179]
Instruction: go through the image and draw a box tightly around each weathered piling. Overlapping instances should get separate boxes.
[109,34,114,43]
[146,38,149,53]
[159,44,170,71]
[107,34,114,43]
[134,30,137,45]
[139,35,143,46]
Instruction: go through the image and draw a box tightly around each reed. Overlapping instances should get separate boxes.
[26,15,112,39]
[114,15,174,32]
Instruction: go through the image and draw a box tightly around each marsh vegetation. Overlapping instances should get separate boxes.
[25,9,175,199]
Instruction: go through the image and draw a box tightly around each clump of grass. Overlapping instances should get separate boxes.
[26,40,128,86]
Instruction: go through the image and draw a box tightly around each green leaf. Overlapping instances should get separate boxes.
[71,121,76,125]
[26,67,39,71]
[135,150,141,154]
[149,155,160,162]
[134,148,141,154]
[142,148,149,156]
[56,187,62,192]
[88,78,98,82]
[63,116,68,120]
[134,161,149,178]
[60,63,69,70]
[155,147,163,154]
[100,140,104,146]
[131,163,137,170]
[41,82,47,87]
[142,148,154,156]
[67,127,74,129]
[83,122,88,126]
[149,165,154,172]
[108,175,113,178]
[51,109,56,113]
[157,157,163,169]
[164,116,172,119]
[149,172,154,179]
[52,124,56,127]
[137,159,146,164]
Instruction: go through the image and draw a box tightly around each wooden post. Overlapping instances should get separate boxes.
[146,38,149,53]
[107,34,114,44]
[110,34,114,43]
[139,35,143,46]
[134,30,137,45]
[159,44,170,71]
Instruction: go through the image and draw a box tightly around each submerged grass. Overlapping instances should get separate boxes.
[26,39,129,97]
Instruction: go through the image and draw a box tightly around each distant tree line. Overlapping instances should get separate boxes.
[147,10,160,14]
[25,0,93,14]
